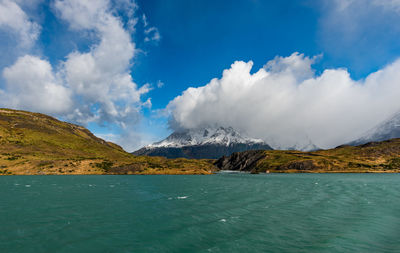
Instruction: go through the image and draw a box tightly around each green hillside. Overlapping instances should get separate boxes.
[0,108,216,175]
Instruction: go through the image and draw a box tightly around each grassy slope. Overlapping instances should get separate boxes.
[0,108,216,175]
[2,108,399,175]
[254,140,400,173]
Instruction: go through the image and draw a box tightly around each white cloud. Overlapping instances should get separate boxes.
[157,80,164,88]
[332,0,400,14]
[142,13,148,27]
[167,53,400,149]
[54,0,109,30]
[116,0,138,32]
[263,53,320,83]
[54,0,149,128]
[1,55,72,114]
[13,0,44,8]
[0,0,154,151]
[96,130,157,152]
[0,0,40,48]
[372,0,400,12]
[324,0,400,46]
[318,0,400,76]
[142,13,160,42]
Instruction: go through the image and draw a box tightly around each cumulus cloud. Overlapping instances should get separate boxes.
[115,0,138,32]
[54,0,109,30]
[1,0,149,128]
[0,0,40,48]
[51,0,150,129]
[167,53,400,149]
[1,55,72,114]
[0,0,156,150]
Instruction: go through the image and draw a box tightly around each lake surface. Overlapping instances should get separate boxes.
[0,174,400,252]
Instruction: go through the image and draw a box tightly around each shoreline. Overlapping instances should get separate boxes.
[1,170,400,176]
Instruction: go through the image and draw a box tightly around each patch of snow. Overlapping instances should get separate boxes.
[146,126,265,149]
[350,110,400,145]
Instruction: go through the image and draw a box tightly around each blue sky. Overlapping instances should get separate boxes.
[135,0,319,106]
[1,0,400,150]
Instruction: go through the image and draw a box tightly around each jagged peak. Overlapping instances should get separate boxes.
[146,126,265,149]
[349,110,400,145]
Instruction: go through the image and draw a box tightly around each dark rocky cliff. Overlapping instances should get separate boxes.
[214,150,266,172]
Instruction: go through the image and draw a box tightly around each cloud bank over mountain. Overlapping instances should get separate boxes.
[167,53,400,149]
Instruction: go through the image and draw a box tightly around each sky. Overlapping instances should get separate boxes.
[1,0,400,151]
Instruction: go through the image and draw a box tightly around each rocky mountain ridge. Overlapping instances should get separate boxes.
[349,111,400,146]
[133,127,273,159]
[215,138,400,173]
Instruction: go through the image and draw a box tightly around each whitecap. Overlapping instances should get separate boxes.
[177,196,188,199]
[219,219,226,222]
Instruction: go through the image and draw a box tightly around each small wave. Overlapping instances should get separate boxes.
[25,185,31,187]
[216,170,249,174]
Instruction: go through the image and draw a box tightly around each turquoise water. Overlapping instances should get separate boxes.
[0,174,400,252]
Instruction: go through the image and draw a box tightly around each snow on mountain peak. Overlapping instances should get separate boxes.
[147,126,265,148]
[349,110,400,145]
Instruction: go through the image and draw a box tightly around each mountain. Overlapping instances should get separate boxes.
[3,108,399,175]
[133,126,273,159]
[215,138,400,173]
[271,140,320,152]
[349,111,400,146]
[0,108,215,175]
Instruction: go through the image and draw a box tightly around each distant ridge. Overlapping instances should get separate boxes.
[349,111,400,146]
[215,138,400,173]
[133,126,273,159]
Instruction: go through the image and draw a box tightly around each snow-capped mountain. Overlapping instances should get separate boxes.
[288,143,319,152]
[349,111,400,146]
[148,127,266,148]
[133,127,273,159]
[264,136,320,152]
